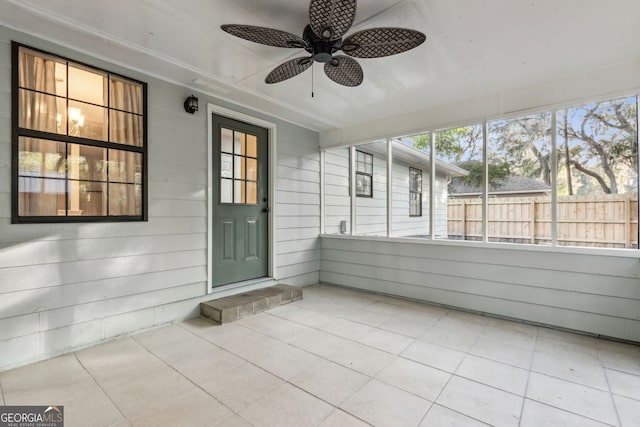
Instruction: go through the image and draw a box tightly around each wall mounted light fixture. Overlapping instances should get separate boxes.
[184,95,199,114]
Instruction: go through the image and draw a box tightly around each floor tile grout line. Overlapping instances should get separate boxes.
[257,306,427,360]
[526,369,623,398]
[178,316,380,419]
[71,351,129,423]
[415,344,477,426]
[127,329,278,424]
[179,305,441,424]
[518,324,539,427]
[263,301,559,403]
[597,342,624,427]
[523,397,619,427]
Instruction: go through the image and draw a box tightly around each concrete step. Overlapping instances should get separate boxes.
[199,284,303,324]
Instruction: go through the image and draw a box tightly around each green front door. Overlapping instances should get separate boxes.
[212,115,269,287]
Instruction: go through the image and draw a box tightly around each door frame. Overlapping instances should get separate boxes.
[207,103,277,294]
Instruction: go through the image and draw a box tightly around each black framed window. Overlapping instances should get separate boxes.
[409,167,422,216]
[12,42,147,223]
[355,150,373,197]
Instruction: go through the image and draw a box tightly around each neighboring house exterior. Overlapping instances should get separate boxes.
[324,141,468,238]
[448,175,551,198]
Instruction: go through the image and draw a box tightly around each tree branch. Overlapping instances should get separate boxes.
[568,160,611,193]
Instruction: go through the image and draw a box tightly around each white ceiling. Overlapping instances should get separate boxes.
[2,0,639,132]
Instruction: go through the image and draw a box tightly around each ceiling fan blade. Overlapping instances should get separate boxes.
[342,28,426,58]
[309,0,356,40]
[324,55,363,87]
[265,57,313,84]
[221,24,306,48]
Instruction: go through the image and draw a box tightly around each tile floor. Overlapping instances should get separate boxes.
[1,284,639,427]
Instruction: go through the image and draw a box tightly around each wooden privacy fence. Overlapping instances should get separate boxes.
[447,193,639,248]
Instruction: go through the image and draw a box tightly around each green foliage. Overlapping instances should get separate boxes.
[455,160,511,188]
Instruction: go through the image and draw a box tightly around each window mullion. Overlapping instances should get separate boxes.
[551,109,558,247]
[482,120,488,243]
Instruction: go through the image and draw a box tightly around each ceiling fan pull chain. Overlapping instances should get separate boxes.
[312,61,315,98]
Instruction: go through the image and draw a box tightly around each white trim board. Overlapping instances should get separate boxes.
[206,103,278,294]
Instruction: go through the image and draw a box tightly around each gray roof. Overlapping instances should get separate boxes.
[449,175,551,195]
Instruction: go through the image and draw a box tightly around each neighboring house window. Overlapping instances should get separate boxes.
[409,167,422,216]
[355,150,373,197]
[12,42,147,223]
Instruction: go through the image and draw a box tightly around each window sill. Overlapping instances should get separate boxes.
[320,233,640,259]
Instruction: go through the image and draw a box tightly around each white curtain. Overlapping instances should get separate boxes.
[18,49,64,216]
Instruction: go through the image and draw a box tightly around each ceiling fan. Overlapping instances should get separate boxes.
[221,0,426,87]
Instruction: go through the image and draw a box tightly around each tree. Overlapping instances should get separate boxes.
[488,113,552,185]
[562,97,637,194]
[409,126,483,164]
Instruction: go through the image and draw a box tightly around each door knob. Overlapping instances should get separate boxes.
[262,207,270,213]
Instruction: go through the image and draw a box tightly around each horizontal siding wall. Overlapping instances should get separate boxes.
[391,163,428,237]
[322,146,449,238]
[0,26,320,371]
[320,236,640,342]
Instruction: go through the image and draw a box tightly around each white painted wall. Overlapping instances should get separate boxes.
[0,26,320,371]
[320,236,640,342]
[324,147,350,235]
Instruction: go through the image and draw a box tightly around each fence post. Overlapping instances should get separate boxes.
[530,200,536,244]
[461,200,466,240]
[625,194,631,248]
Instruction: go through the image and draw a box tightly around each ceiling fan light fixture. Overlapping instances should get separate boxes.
[313,44,334,63]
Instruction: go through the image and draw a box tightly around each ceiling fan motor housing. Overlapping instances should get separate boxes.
[303,24,340,63]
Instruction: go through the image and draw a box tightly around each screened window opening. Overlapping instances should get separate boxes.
[409,167,422,217]
[321,93,638,251]
[356,150,373,197]
[13,42,147,222]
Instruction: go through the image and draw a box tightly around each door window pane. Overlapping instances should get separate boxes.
[247,182,257,204]
[221,128,233,153]
[246,134,257,157]
[221,154,233,178]
[246,158,257,181]
[234,180,245,203]
[234,155,245,179]
[234,132,245,155]
[221,179,232,203]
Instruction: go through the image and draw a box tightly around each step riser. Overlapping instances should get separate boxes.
[200,284,302,324]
